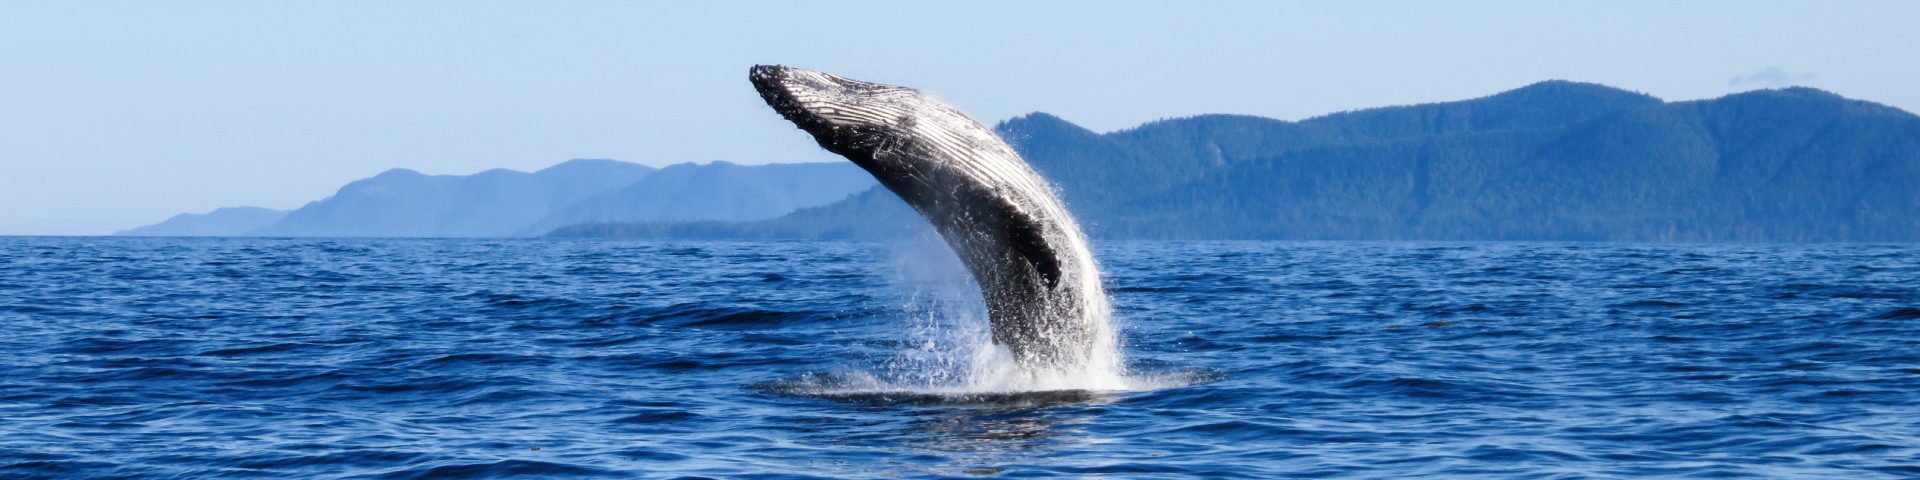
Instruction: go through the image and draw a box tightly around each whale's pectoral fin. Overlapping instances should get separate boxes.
[997,202,1062,289]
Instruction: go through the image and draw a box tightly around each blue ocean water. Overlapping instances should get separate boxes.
[2,237,1917,478]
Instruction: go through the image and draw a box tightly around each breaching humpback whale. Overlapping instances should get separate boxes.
[749,65,1111,372]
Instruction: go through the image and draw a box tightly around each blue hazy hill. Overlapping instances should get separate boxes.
[250,159,656,238]
[552,82,1920,242]
[115,206,290,237]
[520,161,875,235]
[548,187,923,240]
[123,159,879,238]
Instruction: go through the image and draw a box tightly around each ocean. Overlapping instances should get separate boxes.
[2,237,1917,478]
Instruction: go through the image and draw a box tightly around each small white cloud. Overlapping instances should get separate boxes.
[1728,67,1816,88]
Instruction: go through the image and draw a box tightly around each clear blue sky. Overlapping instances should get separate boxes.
[3,1,1915,235]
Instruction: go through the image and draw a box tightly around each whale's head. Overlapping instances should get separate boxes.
[750,65,969,163]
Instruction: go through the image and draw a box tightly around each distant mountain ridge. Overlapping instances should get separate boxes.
[251,159,656,238]
[554,82,1920,242]
[521,161,874,235]
[116,206,290,237]
[120,159,876,238]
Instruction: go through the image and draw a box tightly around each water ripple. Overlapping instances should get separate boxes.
[1,238,1918,477]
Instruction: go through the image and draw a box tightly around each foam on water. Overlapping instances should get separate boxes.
[763,239,1169,397]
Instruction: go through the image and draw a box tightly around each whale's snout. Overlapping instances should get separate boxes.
[749,65,801,118]
[749,65,842,103]
[748,64,781,80]
[750,64,841,129]
[748,65,919,134]
[748,65,788,97]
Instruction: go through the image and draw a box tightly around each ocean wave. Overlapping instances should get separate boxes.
[3,239,1918,478]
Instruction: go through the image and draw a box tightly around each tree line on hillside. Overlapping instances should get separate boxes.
[552,81,1920,242]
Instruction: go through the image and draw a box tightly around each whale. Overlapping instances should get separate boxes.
[749,65,1111,372]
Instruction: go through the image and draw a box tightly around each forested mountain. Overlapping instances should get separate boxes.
[1128,87,1920,240]
[550,82,1920,242]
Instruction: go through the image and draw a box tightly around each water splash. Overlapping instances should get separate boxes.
[761,240,1204,398]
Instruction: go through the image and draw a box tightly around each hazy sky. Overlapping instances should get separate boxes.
[3,1,1915,235]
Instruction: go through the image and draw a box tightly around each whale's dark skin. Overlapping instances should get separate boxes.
[749,65,1108,370]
